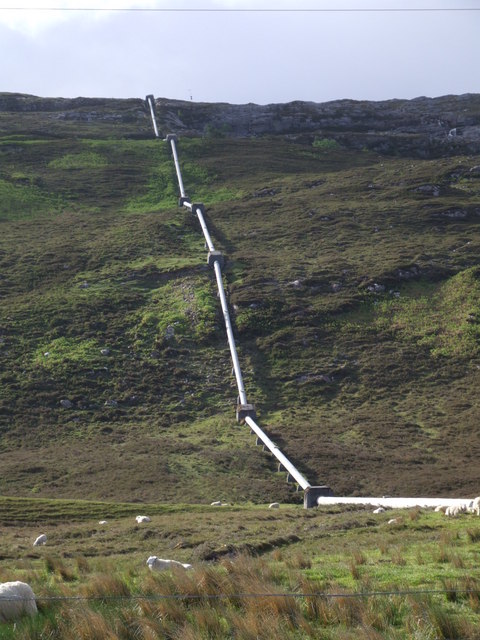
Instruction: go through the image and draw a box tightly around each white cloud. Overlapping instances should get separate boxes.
[0,0,160,36]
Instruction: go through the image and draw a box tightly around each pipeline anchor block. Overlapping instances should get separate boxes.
[303,485,334,509]
[191,202,205,215]
[207,251,224,269]
[236,403,256,423]
[165,133,177,142]
[178,196,190,207]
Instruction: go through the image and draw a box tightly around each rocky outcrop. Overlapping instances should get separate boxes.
[1,92,480,155]
[153,93,480,156]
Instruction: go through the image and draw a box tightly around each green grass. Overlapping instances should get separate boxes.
[1,105,480,505]
[0,501,480,638]
[374,268,480,358]
[48,151,108,169]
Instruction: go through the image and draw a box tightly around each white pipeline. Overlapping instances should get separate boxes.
[245,416,311,490]
[213,260,248,405]
[194,206,216,253]
[316,496,474,509]
[164,130,312,493]
[168,137,187,199]
[146,96,159,138]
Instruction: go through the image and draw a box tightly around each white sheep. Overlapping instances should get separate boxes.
[268,502,280,509]
[135,516,151,523]
[373,507,385,514]
[210,501,227,506]
[445,505,466,517]
[473,497,480,516]
[146,556,192,572]
[435,505,447,513]
[0,581,37,623]
[98,520,108,525]
[33,534,47,546]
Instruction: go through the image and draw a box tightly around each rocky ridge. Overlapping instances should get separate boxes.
[1,92,480,156]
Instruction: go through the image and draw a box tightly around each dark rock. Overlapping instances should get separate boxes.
[415,184,441,196]
[367,283,385,293]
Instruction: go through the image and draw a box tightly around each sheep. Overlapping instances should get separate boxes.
[146,556,192,572]
[33,534,47,546]
[210,501,227,506]
[435,505,447,513]
[388,518,400,525]
[98,520,108,525]
[0,581,37,623]
[268,502,280,509]
[445,505,467,517]
[373,507,385,514]
[473,497,480,516]
[135,516,151,523]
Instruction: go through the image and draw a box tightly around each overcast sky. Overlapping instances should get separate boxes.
[0,0,478,105]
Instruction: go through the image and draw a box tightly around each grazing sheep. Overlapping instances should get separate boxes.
[135,516,151,523]
[435,505,447,513]
[98,520,108,525]
[388,518,400,525]
[33,534,47,546]
[445,505,466,517]
[0,581,37,623]
[146,556,192,571]
[269,502,280,509]
[473,497,480,516]
[210,501,228,506]
[373,507,385,514]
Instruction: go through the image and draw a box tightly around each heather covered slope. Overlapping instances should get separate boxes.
[1,95,480,503]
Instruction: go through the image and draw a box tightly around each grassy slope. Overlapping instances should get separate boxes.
[1,496,480,639]
[0,115,480,504]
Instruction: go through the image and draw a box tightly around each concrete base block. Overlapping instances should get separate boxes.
[304,485,334,509]
[178,196,190,207]
[236,403,256,423]
[207,251,224,268]
[191,202,205,215]
[145,94,155,105]
[165,133,177,142]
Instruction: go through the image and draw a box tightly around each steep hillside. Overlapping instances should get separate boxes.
[1,93,480,504]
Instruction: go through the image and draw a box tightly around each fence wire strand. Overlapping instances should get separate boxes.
[1,587,475,603]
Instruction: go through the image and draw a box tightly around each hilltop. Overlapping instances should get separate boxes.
[0,92,480,504]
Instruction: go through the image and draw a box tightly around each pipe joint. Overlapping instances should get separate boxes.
[236,403,256,423]
[304,485,334,509]
[191,202,205,215]
[207,251,224,268]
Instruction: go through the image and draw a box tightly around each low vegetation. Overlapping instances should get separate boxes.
[1,499,480,638]
[1,125,479,502]
[1,93,480,638]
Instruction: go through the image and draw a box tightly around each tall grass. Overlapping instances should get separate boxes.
[5,551,480,640]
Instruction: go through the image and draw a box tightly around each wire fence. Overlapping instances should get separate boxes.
[2,586,476,604]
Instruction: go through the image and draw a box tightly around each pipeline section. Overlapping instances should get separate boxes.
[145,94,160,138]
[213,260,248,406]
[161,128,327,505]
[316,496,473,509]
[245,416,310,490]
[152,98,475,510]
